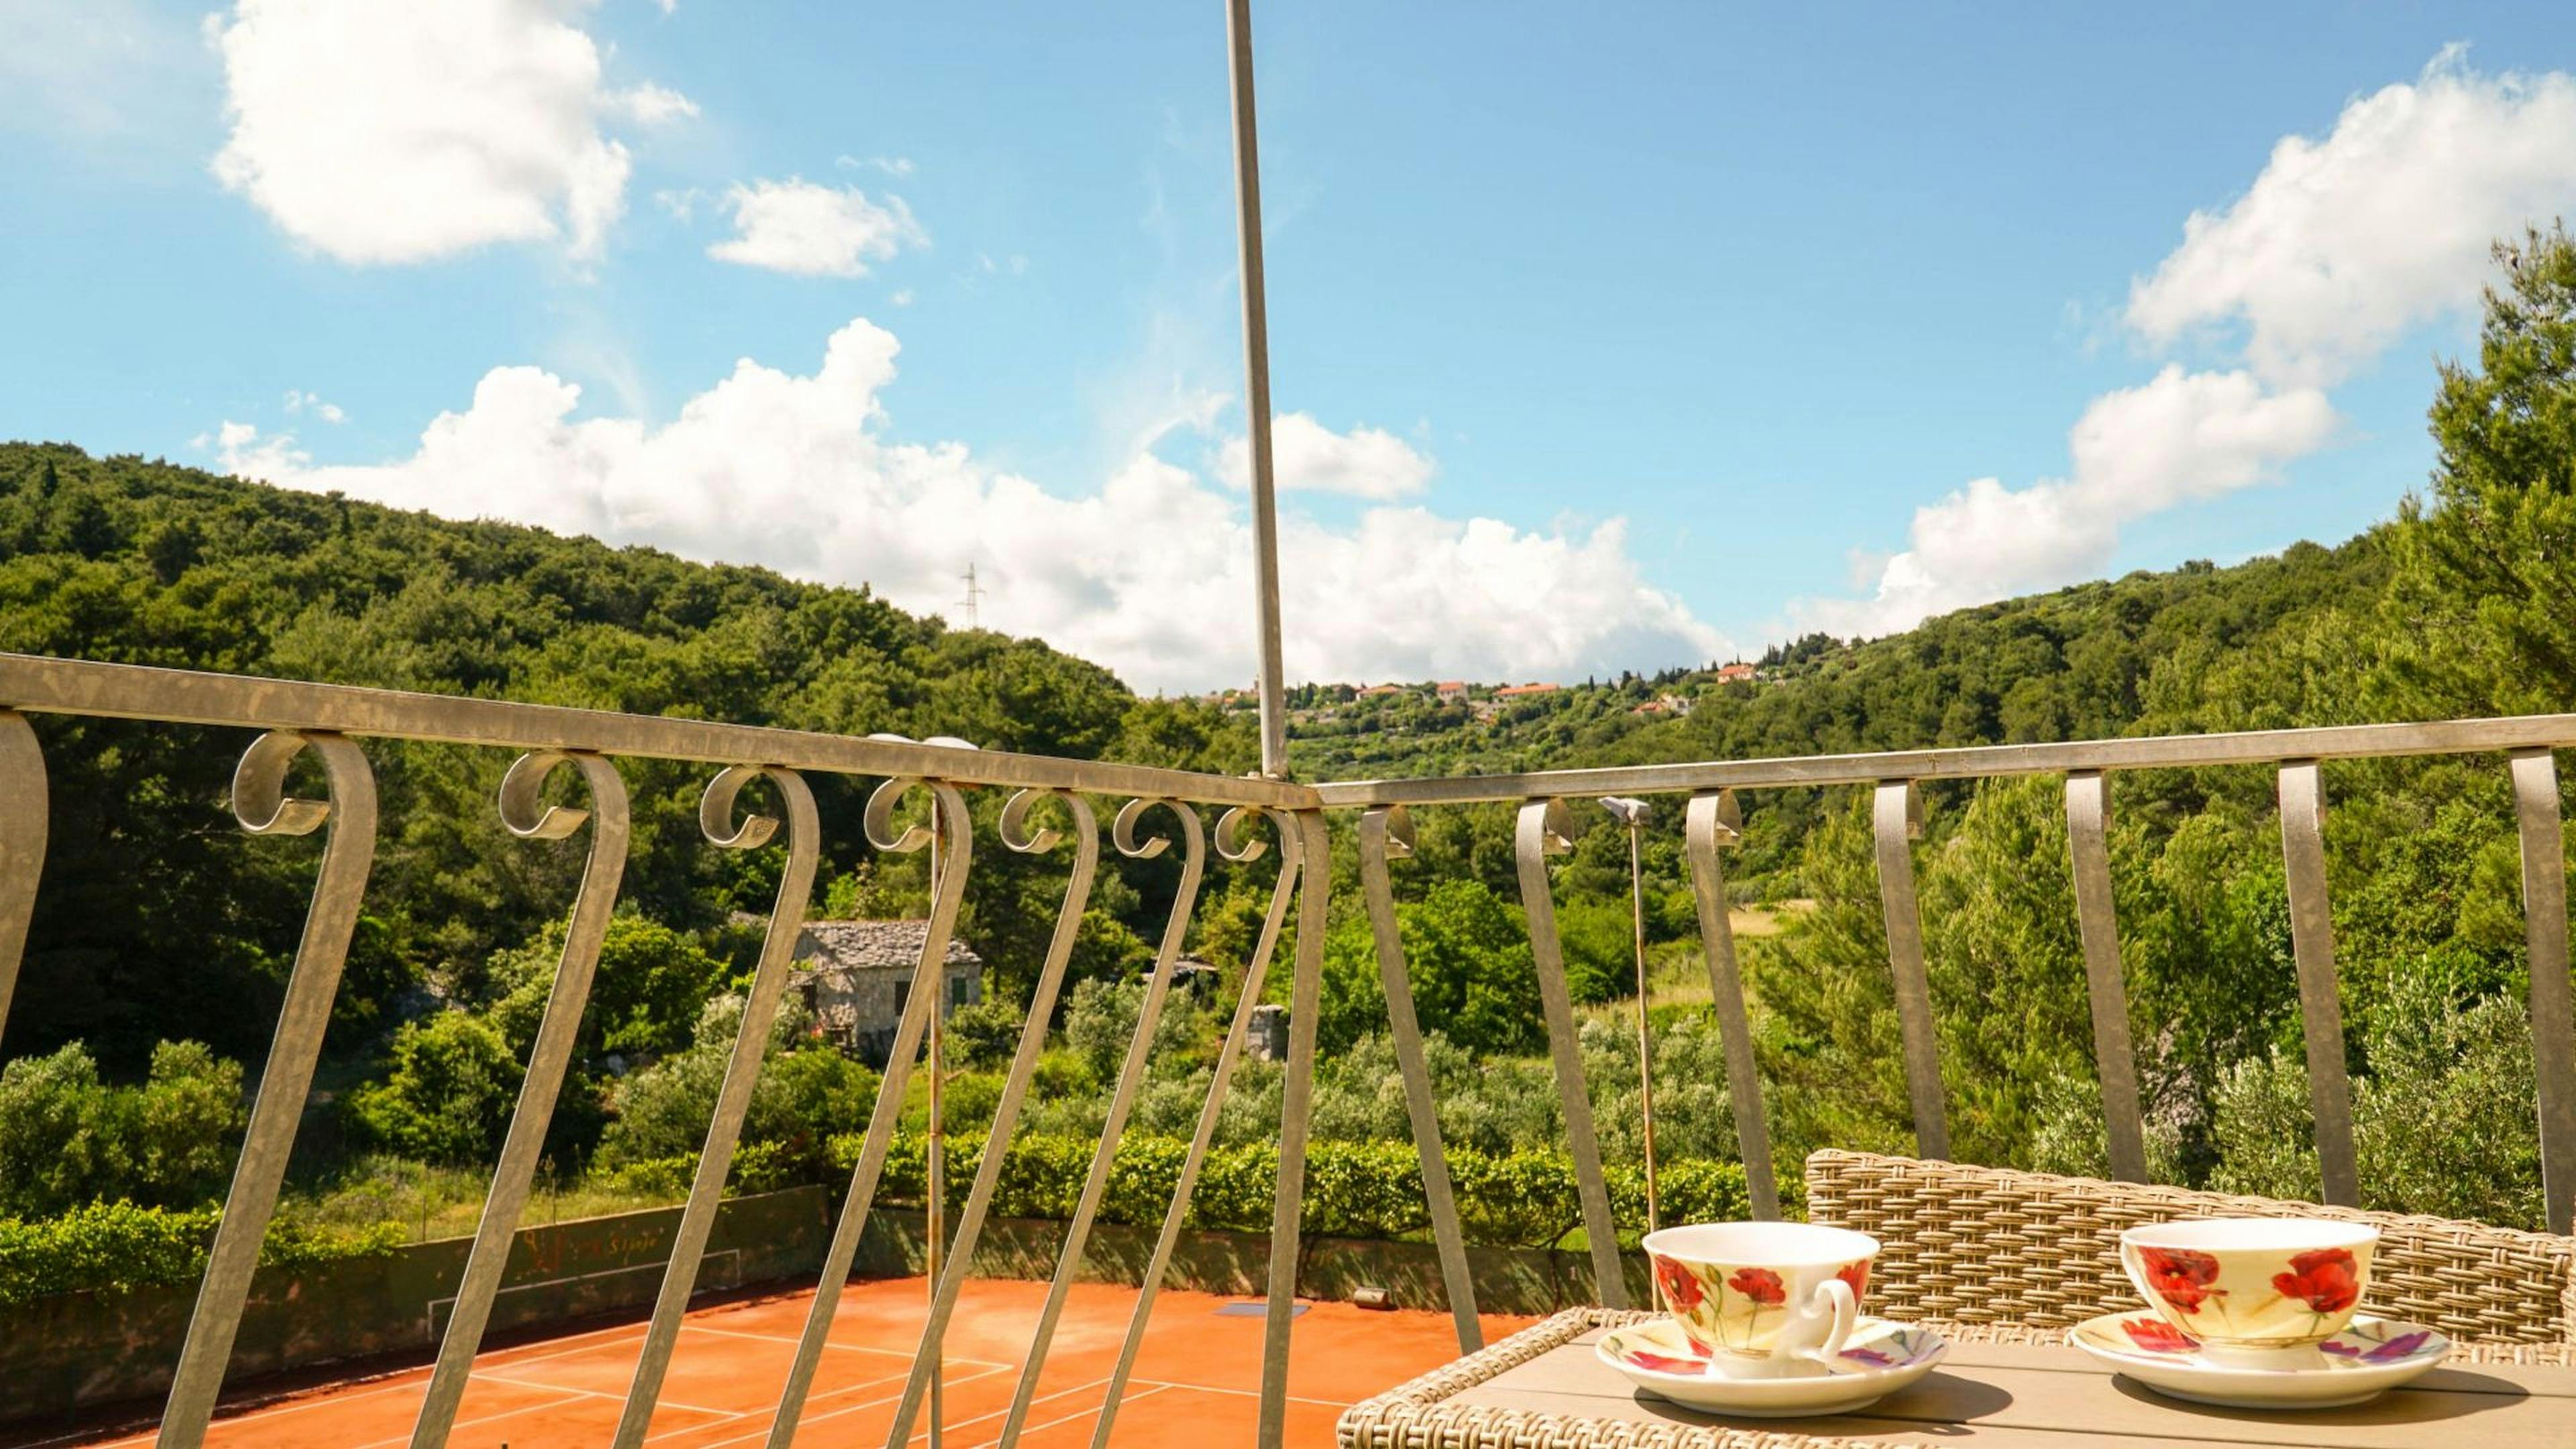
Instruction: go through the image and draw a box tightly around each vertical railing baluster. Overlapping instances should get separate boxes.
[1256,808,1330,1448]
[160,733,377,1449]
[612,765,819,1448]
[993,798,1205,1446]
[881,789,1099,1446]
[0,710,44,1041]
[2065,771,2148,1183]
[766,776,971,1448]
[1513,798,1627,1309]
[1871,781,1949,1160]
[413,753,629,1448]
[1357,804,1481,1350]
[2510,749,2576,1236]
[1683,791,1778,1220]
[1091,808,1299,1448]
[2277,761,2359,1207]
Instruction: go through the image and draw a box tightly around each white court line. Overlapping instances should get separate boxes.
[1132,1377,1352,1409]
[961,1383,1169,1449]
[54,1316,672,1448]
[891,1373,1108,1444]
[341,1393,594,1449]
[679,1366,1011,1449]
[675,1323,1010,1370]
[470,1371,741,1419]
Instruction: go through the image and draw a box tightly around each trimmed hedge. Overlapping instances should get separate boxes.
[0,1201,405,1306]
[832,1130,1776,1249]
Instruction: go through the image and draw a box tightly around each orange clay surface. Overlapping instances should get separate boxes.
[41,1278,1536,1448]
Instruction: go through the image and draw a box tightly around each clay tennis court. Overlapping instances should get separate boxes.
[38,1277,1532,1448]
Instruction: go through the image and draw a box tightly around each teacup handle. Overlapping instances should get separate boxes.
[1798,1277,1858,1367]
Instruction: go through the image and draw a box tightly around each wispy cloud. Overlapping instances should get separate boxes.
[1799,48,2576,639]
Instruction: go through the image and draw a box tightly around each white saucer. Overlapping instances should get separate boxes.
[2068,1311,2451,1409]
[1596,1316,1949,1417]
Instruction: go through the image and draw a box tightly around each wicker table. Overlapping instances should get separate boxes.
[1336,1310,2576,1448]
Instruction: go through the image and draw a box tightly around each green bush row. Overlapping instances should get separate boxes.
[0,1200,405,1307]
[831,1130,1770,1250]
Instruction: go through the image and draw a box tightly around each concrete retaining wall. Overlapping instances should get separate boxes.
[1,1185,828,1428]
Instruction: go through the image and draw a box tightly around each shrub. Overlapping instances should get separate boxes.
[0,1040,247,1218]
[0,1200,402,1306]
[346,1010,522,1165]
[832,1129,1752,1250]
[2206,972,2543,1228]
[942,999,1027,1071]
[597,994,879,1183]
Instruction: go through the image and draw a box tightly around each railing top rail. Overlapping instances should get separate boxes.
[17,652,2576,814]
[1307,713,2576,808]
[0,653,1314,810]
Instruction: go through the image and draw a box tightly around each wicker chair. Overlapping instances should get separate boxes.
[1804,1149,2576,1360]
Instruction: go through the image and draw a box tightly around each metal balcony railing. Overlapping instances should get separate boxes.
[3,651,2574,1449]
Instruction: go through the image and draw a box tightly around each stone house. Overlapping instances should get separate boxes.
[790,919,983,1065]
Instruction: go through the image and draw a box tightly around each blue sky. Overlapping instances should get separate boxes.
[4,3,2574,692]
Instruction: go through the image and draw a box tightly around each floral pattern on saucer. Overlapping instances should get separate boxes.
[1598,1316,1949,1419]
[1603,1317,1944,1379]
[2068,1310,2451,1411]
[2078,1312,2450,1373]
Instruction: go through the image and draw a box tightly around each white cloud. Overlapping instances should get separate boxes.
[207,0,691,265]
[609,83,698,125]
[2129,47,2576,387]
[216,318,1725,691]
[1801,48,2575,641]
[1801,367,2337,639]
[1217,413,1436,499]
[200,419,311,477]
[837,154,916,178]
[708,178,926,278]
[282,389,345,423]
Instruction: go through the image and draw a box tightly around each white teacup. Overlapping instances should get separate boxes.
[2118,1218,2379,1366]
[1644,1222,1879,1379]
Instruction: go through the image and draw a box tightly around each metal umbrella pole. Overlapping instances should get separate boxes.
[1227,0,1289,782]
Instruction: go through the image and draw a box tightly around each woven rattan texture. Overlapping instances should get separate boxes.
[1336,1308,1889,1449]
[1334,1307,2573,1448]
[1805,1150,2576,1344]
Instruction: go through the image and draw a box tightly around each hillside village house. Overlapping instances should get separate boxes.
[790,919,983,1064]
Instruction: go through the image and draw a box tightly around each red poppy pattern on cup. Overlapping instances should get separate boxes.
[2272,1248,2361,1316]
[2135,1246,2224,1313]
[1652,1255,1704,1313]
[1727,1267,1788,1305]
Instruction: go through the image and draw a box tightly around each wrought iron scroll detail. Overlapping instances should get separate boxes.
[1357,804,1482,1350]
[160,733,378,1449]
[1684,790,1780,1219]
[1093,806,1300,1448]
[767,776,972,1448]
[995,797,1207,1444]
[611,765,820,1448]
[412,751,631,1447]
[1513,798,1627,1309]
[881,788,1101,1447]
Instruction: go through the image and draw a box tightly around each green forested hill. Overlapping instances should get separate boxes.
[0,442,1253,1074]
[4,227,2572,1235]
